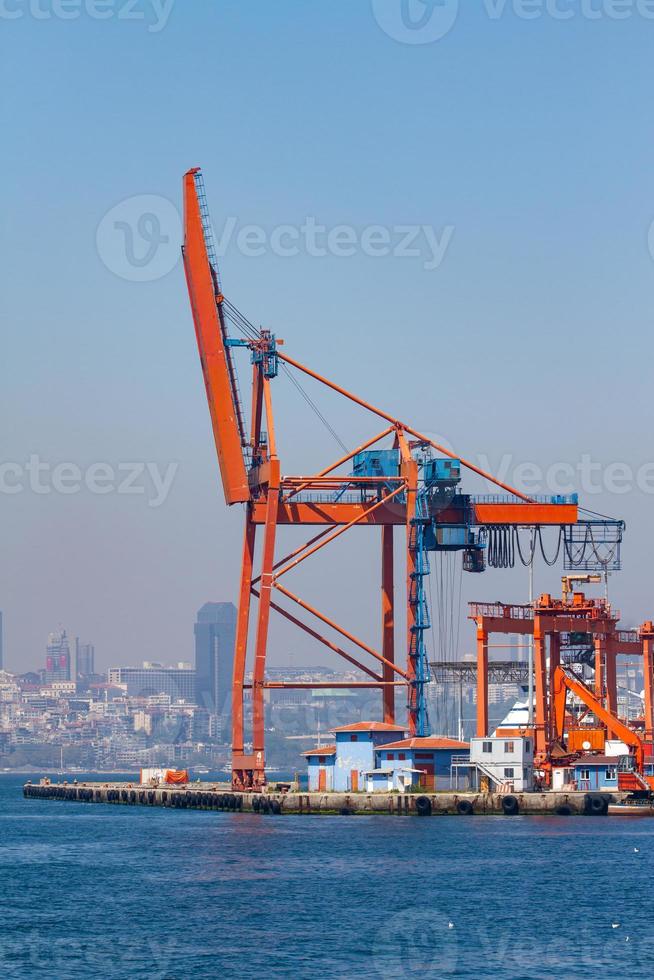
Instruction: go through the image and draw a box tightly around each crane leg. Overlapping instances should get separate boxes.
[404,457,419,735]
[594,636,605,704]
[548,632,561,744]
[251,485,279,788]
[534,619,548,757]
[605,640,617,717]
[381,525,395,724]
[476,627,489,737]
[231,516,256,791]
[643,630,654,743]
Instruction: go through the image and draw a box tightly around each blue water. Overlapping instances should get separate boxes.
[2,774,654,979]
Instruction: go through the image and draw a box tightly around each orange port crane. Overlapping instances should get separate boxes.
[551,664,646,772]
[182,167,591,791]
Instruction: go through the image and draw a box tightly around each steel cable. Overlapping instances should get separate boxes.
[537,526,563,566]
[222,296,349,453]
[514,527,537,567]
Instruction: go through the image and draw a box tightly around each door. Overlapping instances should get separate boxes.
[350,770,359,792]
[418,765,435,791]
[318,768,326,792]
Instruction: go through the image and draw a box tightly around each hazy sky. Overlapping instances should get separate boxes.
[2,1,654,674]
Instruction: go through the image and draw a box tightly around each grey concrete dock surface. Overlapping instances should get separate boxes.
[22,781,633,816]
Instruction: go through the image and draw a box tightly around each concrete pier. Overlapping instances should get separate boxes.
[23,781,626,816]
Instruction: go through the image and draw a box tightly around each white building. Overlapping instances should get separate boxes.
[468,736,534,792]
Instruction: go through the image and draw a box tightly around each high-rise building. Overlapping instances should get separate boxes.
[44,628,71,683]
[75,638,95,680]
[194,602,236,716]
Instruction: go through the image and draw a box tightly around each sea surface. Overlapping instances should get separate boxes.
[2,773,654,979]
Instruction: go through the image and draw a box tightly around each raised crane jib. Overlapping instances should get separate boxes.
[182,168,250,505]
[552,665,643,769]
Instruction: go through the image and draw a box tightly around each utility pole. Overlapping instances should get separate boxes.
[458,675,464,743]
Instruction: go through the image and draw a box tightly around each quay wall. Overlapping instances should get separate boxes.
[23,782,624,816]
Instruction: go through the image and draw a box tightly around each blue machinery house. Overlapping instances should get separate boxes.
[303,722,469,792]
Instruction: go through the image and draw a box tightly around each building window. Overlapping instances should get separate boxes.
[606,768,617,781]
[350,734,358,742]
[580,769,590,781]
[318,757,326,764]
[504,768,515,778]
[387,753,395,761]
[398,753,406,761]
[525,740,531,752]
[482,741,493,753]
[504,742,514,754]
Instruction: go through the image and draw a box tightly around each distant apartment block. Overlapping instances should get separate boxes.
[108,663,196,702]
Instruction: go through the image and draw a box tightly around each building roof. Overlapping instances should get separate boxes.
[377,737,470,751]
[365,768,423,775]
[302,745,336,757]
[574,754,624,766]
[331,721,406,734]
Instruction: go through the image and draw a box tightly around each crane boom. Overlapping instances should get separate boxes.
[552,664,644,770]
[182,168,250,505]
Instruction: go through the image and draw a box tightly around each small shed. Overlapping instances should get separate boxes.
[302,745,336,791]
[572,754,622,791]
[364,767,423,793]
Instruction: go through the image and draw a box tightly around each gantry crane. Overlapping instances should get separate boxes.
[182,167,612,790]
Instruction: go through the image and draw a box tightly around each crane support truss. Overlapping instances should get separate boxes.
[430,661,531,685]
[180,168,626,791]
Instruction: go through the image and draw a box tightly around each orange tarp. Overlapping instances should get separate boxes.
[164,770,189,784]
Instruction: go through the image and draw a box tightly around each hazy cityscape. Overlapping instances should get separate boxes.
[0,602,429,772]
[7,600,643,774]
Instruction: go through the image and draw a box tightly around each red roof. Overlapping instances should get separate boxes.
[574,754,622,766]
[331,721,406,734]
[302,744,336,757]
[377,737,470,751]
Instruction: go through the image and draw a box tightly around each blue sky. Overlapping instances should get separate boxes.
[2,1,654,671]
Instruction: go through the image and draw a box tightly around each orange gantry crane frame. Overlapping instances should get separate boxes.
[469,596,654,764]
[182,167,581,790]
